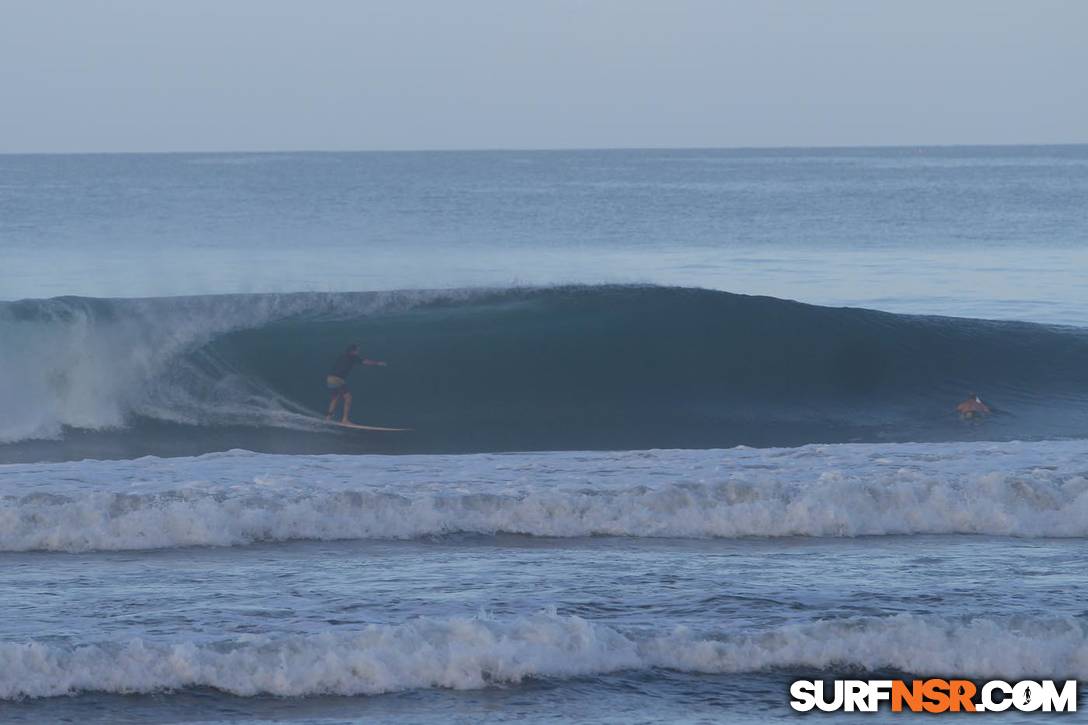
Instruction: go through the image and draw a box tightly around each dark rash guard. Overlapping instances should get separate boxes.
[330,350,362,378]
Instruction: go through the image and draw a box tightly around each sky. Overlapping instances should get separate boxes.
[1,0,1086,153]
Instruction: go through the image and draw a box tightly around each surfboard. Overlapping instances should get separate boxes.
[329,420,411,432]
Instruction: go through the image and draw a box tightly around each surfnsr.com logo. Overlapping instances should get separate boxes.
[790,679,1077,713]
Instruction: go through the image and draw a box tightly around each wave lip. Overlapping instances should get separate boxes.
[0,289,474,445]
[3,442,1088,551]
[3,612,1085,700]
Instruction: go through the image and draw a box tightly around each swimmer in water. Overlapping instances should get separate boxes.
[956,393,992,421]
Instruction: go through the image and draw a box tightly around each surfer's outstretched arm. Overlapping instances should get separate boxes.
[363,359,387,366]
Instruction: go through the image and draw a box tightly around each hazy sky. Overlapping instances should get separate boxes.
[1,0,1085,152]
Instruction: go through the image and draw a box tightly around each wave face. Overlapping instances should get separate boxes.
[2,286,1087,460]
[3,611,1085,699]
[3,442,1087,552]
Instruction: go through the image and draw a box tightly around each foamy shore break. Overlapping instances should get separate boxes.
[2,441,1086,552]
[3,611,1085,699]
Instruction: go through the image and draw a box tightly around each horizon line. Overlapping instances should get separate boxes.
[2,140,1087,157]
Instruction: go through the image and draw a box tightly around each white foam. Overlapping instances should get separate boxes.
[0,290,490,443]
[2,440,1087,551]
[2,611,1084,699]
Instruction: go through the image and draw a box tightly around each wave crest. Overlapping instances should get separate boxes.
[3,612,1084,699]
[3,286,1088,457]
[4,443,1088,551]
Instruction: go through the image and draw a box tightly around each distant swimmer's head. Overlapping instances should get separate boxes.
[347,343,359,353]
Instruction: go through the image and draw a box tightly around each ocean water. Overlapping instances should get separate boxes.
[1,146,1087,722]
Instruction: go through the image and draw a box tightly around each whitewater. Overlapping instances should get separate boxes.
[6,612,1088,700]
[3,442,1088,552]
[3,147,1088,723]
[4,440,1088,721]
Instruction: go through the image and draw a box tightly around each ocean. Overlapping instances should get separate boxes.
[1,146,1086,722]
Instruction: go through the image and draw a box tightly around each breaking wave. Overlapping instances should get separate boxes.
[3,442,1087,551]
[3,611,1084,699]
[2,285,1087,460]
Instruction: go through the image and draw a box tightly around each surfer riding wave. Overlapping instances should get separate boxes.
[325,343,386,424]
